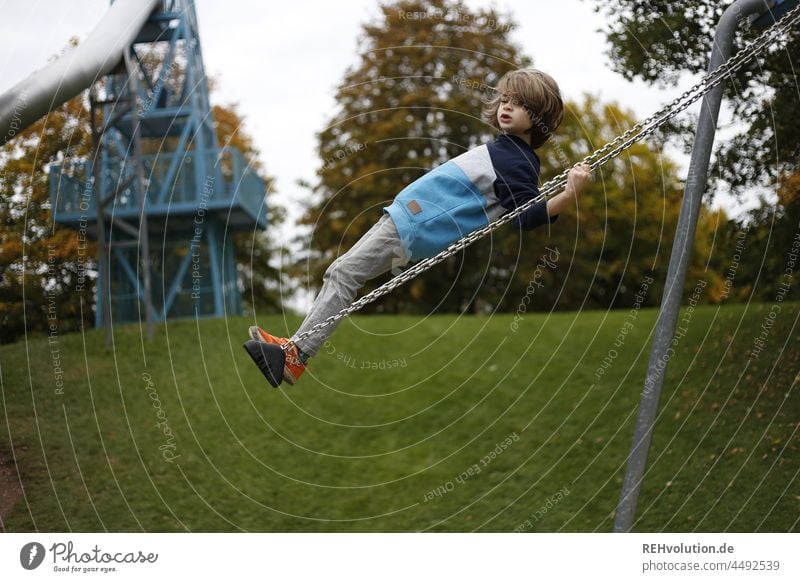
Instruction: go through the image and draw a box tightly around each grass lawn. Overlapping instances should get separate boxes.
[1,303,798,532]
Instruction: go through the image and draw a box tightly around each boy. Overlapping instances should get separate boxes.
[245,69,592,387]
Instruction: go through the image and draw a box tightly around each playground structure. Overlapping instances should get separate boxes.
[0,0,797,532]
[0,0,268,342]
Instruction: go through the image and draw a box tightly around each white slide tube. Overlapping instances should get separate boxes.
[0,0,162,145]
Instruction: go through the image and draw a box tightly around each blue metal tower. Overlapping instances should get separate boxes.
[49,0,267,340]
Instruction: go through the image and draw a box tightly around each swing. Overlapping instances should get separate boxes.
[244,3,800,388]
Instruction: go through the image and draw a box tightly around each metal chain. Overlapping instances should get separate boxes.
[283,3,800,352]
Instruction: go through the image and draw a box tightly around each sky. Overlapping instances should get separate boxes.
[0,0,768,307]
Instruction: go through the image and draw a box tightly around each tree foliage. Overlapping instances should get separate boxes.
[586,0,800,304]
[719,171,800,304]
[585,0,799,193]
[0,93,95,344]
[213,103,293,314]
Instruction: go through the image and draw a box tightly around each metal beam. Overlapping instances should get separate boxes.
[90,89,113,343]
[613,0,774,533]
[124,47,155,341]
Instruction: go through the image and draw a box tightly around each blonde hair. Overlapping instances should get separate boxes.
[482,69,564,149]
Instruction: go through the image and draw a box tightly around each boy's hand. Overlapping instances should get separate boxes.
[566,163,593,198]
[545,163,592,218]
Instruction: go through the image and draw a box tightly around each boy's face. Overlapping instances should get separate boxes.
[497,93,533,143]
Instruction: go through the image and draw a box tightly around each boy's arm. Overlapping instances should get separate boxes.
[546,187,577,217]
[512,198,555,230]
[511,164,592,230]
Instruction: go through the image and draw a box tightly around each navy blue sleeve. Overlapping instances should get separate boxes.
[512,198,558,230]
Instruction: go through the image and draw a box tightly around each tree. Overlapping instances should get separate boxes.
[585,0,799,306]
[721,171,800,304]
[585,0,799,195]
[0,92,95,344]
[213,103,293,313]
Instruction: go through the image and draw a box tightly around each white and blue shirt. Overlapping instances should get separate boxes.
[384,133,556,262]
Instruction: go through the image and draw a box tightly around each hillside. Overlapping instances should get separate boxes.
[1,304,797,532]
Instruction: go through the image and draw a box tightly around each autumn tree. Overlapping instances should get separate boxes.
[213,103,293,313]
[585,0,798,193]
[719,171,800,304]
[0,91,95,344]
[585,0,800,304]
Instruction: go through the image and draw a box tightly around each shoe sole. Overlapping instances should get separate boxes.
[242,340,284,387]
[248,326,298,385]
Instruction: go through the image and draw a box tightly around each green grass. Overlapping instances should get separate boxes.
[1,303,798,532]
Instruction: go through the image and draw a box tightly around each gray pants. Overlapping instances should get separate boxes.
[292,214,410,356]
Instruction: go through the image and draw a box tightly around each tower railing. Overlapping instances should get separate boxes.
[50,146,266,229]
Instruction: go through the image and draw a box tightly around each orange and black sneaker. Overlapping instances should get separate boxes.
[248,326,307,385]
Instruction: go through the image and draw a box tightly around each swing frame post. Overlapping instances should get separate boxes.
[613,0,773,533]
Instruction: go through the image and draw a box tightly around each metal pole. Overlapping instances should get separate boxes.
[90,89,113,347]
[124,48,155,341]
[613,0,772,532]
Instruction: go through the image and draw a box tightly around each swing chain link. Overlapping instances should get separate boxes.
[284,3,800,352]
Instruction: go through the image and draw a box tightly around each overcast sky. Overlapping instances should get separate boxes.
[0,0,764,309]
